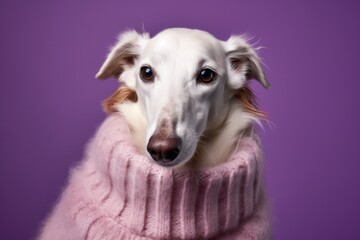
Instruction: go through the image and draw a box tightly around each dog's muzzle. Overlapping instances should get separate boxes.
[147,134,182,166]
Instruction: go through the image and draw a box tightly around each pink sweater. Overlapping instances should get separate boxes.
[38,114,271,239]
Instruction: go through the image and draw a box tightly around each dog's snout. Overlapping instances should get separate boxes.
[147,134,182,165]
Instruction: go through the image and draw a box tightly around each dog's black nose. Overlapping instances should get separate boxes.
[147,135,182,165]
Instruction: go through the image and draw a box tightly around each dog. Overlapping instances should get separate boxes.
[96,28,269,169]
[38,28,271,240]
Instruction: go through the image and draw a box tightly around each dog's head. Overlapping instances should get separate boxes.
[96,28,269,167]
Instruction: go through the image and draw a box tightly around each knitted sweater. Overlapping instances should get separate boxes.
[38,114,271,240]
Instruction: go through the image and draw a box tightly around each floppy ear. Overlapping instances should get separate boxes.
[95,30,149,89]
[223,35,270,89]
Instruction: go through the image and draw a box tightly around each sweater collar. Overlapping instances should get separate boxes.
[90,114,262,239]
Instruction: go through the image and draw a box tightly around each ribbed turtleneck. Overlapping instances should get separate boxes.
[38,114,271,240]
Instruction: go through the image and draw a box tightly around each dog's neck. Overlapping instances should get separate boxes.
[184,100,255,168]
[116,100,255,169]
[82,114,264,239]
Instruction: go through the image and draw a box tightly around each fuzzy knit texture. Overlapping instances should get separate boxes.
[38,113,271,240]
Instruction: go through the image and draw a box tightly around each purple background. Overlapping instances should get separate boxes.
[1,0,359,239]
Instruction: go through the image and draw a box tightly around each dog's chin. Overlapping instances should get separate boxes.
[152,159,182,168]
[148,157,189,168]
[147,150,194,168]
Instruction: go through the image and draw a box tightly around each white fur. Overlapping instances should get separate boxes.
[97,28,269,168]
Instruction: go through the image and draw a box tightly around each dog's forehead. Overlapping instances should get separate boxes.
[141,29,224,65]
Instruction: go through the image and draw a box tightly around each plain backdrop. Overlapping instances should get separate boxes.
[1,0,360,239]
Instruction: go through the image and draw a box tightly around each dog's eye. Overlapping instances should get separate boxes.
[197,68,216,84]
[140,66,154,82]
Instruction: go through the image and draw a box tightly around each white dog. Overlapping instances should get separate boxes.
[97,28,269,169]
[38,28,271,240]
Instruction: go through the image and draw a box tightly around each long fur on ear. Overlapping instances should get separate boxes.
[223,35,270,89]
[235,84,266,120]
[102,85,137,113]
[95,30,149,89]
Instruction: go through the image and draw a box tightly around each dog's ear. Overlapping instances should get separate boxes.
[223,35,270,89]
[95,30,149,89]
